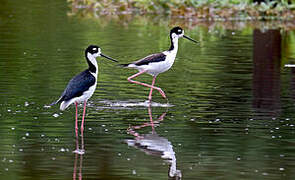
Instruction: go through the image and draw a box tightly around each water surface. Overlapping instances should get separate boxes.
[1,1,295,179]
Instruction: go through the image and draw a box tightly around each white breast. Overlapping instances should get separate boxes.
[59,73,97,111]
[142,50,177,76]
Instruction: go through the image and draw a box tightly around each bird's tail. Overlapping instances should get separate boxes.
[49,96,63,106]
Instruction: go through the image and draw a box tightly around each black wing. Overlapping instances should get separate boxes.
[53,70,96,104]
[134,53,166,66]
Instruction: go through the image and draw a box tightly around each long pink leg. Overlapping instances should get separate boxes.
[81,100,87,138]
[75,102,78,138]
[127,71,166,99]
[148,105,155,132]
[148,75,157,101]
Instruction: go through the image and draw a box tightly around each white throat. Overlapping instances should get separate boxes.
[171,37,179,53]
[87,52,98,77]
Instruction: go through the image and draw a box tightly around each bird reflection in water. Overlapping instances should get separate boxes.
[73,134,84,180]
[125,106,182,180]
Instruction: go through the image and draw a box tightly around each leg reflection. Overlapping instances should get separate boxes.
[126,106,182,179]
[73,134,84,180]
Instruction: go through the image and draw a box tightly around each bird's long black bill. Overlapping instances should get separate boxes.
[101,53,118,62]
[183,35,199,44]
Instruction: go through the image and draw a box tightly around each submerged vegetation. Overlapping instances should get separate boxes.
[68,0,295,21]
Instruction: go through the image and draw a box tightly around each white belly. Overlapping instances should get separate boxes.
[139,52,176,76]
[60,81,97,111]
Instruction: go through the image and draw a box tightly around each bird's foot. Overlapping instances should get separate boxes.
[73,149,85,155]
[158,88,166,99]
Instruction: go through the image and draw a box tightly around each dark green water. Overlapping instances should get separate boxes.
[1,1,295,179]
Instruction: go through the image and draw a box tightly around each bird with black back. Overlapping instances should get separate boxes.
[120,27,198,102]
[50,45,118,154]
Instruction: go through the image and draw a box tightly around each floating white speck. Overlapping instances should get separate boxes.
[19,149,23,152]
[41,134,45,137]
[25,133,29,136]
[24,102,29,107]
[7,109,11,112]
[105,129,108,132]
[11,127,15,130]
[52,157,56,160]
[59,148,66,152]
[44,105,51,108]
[9,160,13,163]
[127,158,130,161]
[279,168,285,171]
[237,157,241,161]
[132,170,136,175]
[118,153,121,156]
[53,113,59,118]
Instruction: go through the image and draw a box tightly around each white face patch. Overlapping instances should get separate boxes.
[172,33,178,39]
[172,31,183,39]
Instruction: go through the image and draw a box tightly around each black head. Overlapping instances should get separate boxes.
[170,26,198,44]
[170,26,184,37]
[85,45,101,57]
[85,45,118,62]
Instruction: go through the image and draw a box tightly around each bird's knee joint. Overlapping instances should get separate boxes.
[127,77,133,82]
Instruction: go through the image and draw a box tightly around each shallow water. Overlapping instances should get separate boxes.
[1,1,295,179]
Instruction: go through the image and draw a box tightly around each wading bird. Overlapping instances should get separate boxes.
[120,26,198,102]
[50,45,118,153]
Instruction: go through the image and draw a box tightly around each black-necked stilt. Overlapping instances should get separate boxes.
[50,45,118,153]
[120,26,198,101]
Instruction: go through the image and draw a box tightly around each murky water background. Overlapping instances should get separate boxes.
[1,1,295,179]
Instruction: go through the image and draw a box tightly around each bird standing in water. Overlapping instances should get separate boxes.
[120,26,198,102]
[50,45,118,153]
